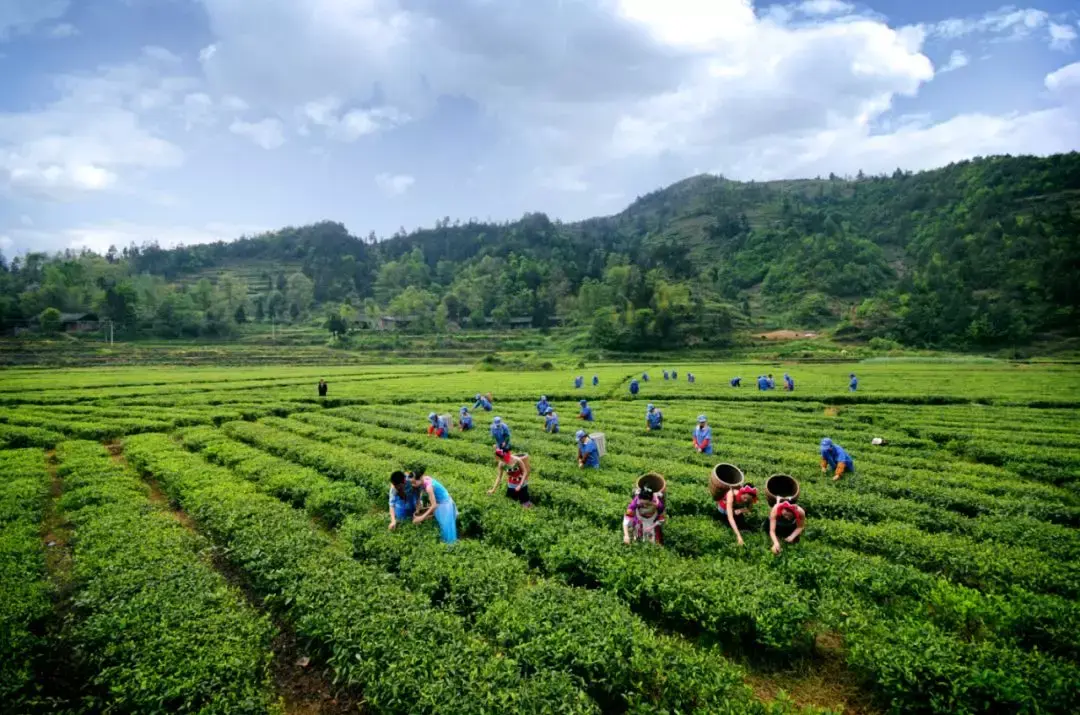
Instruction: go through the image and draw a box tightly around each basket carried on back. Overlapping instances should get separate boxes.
[708,463,744,500]
[590,432,607,457]
[765,474,800,506]
[636,472,666,496]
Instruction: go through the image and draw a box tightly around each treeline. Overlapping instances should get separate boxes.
[1,153,1078,349]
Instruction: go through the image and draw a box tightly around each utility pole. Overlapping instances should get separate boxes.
[102,319,114,345]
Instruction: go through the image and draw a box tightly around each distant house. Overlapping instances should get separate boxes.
[36,311,100,333]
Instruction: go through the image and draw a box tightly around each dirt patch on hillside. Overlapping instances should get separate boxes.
[757,330,819,340]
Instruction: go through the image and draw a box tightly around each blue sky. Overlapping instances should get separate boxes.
[1,0,1078,255]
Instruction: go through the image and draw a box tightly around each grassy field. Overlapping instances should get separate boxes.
[1,361,1078,714]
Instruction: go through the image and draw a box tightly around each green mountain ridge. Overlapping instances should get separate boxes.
[3,152,1078,351]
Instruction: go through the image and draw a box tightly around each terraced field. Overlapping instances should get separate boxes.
[2,361,1078,714]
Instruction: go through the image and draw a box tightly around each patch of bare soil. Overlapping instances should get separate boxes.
[757,330,819,340]
[745,633,879,715]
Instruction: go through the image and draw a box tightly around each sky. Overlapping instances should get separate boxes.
[0,0,1078,256]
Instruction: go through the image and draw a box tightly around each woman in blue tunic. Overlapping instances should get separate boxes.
[387,470,417,530]
[409,466,458,544]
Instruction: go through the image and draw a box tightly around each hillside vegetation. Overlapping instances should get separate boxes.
[2,153,1078,352]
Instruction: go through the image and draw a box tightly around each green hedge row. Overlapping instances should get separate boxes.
[0,448,51,705]
[54,440,277,713]
[123,433,598,715]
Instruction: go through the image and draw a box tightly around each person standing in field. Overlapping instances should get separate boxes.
[730,377,741,388]
[578,399,594,421]
[575,375,584,389]
[672,369,678,380]
[849,373,858,391]
[458,407,474,431]
[545,407,560,434]
[387,470,417,531]
[318,379,328,397]
[576,430,600,469]
[757,375,768,391]
[489,448,533,508]
[427,412,449,439]
[693,415,713,455]
[536,395,550,416]
[767,374,776,389]
[646,403,663,431]
[820,437,854,481]
[490,417,511,451]
[629,378,640,397]
[592,375,599,386]
[474,393,493,411]
[715,484,758,547]
[642,372,649,382]
[663,370,670,380]
[784,373,794,391]
[623,485,665,545]
[409,466,458,544]
[769,500,806,555]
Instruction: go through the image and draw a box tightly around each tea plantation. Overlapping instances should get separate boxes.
[2,361,1078,714]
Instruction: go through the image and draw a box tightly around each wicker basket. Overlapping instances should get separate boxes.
[636,472,666,496]
[708,463,744,500]
[765,474,800,506]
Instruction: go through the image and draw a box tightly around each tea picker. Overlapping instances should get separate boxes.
[849,373,858,391]
[629,378,640,396]
[592,374,600,386]
[708,464,756,547]
[576,430,601,469]
[693,415,713,454]
[490,416,512,451]
[624,473,667,545]
[730,376,741,387]
[578,399,594,421]
[646,403,663,431]
[474,393,493,411]
[458,407,474,431]
[427,412,450,439]
[318,379,328,397]
[769,501,806,555]
[784,373,794,391]
[544,407,560,434]
[387,470,417,531]
[408,466,458,544]
[489,448,533,508]
[535,395,550,416]
[820,437,854,481]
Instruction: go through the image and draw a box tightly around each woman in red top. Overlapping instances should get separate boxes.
[769,501,806,555]
[715,485,758,547]
[488,448,533,508]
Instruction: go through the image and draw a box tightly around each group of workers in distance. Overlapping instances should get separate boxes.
[406,373,862,550]
[726,373,856,391]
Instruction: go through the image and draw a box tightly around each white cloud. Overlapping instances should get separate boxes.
[1045,61,1080,98]
[0,0,68,40]
[939,50,970,73]
[182,92,215,128]
[0,235,12,251]
[221,95,248,112]
[142,45,182,64]
[0,57,187,200]
[375,173,415,196]
[1049,22,1077,51]
[229,118,285,149]
[48,22,78,38]
[929,7,1049,40]
[797,0,855,16]
[7,221,267,255]
[300,97,409,141]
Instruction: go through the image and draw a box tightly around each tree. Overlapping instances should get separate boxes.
[285,273,314,315]
[40,307,62,333]
[325,310,348,338]
[234,304,248,324]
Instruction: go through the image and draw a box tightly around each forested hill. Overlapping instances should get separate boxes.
[3,153,1079,350]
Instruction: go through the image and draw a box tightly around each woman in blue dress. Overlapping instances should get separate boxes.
[408,465,458,544]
